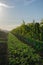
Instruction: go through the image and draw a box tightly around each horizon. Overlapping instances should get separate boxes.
[0,0,43,30]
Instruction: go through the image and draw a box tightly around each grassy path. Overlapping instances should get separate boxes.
[0,31,8,65]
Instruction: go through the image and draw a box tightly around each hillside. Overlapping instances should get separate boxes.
[8,33,43,65]
[11,22,43,56]
[11,22,43,41]
[9,22,43,65]
[0,22,43,65]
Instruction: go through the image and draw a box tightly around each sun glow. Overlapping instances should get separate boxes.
[0,3,3,13]
[0,2,7,7]
[0,3,2,6]
[0,3,5,18]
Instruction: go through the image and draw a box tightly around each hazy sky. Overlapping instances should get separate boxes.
[0,0,43,30]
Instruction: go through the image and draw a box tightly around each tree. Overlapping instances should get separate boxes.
[41,25,43,41]
[34,23,40,40]
[40,19,43,24]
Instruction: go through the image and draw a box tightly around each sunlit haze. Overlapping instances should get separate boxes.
[0,0,43,30]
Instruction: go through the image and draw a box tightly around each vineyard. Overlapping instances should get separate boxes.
[0,22,43,65]
[8,33,43,65]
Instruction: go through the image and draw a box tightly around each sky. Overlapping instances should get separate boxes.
[0,0,43,30]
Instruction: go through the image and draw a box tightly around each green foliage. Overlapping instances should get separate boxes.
[40,19,43,24]
[11,22,43,53]
[25,36,43,52]
[40,25,43,41]
[8,33,42,65]
[12,21,43,41]
[11,21,43,65]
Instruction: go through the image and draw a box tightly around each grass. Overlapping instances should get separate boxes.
[8,33,42,65]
